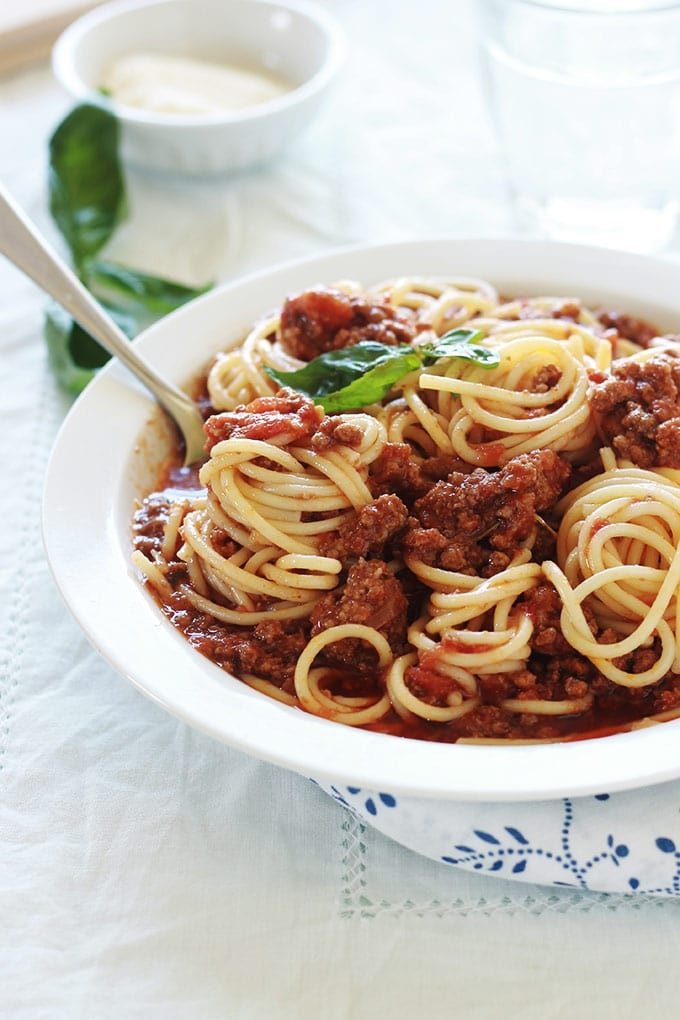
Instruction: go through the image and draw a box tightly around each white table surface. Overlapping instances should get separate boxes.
[4,2,680,1017]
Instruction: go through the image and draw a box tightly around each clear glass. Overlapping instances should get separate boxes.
[480,0,680,251]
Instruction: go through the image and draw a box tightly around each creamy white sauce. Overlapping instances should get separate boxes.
[100,53,290,116]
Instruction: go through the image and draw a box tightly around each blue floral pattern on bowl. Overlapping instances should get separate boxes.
[314,780,680,896]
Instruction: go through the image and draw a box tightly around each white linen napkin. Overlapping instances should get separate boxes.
[7,25,680,1018]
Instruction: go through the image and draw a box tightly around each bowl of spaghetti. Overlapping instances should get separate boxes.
[43,238,680,820]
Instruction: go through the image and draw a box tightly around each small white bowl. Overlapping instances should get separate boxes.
[51,0,346,176]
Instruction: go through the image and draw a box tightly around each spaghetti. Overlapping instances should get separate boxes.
[132,275,680,743]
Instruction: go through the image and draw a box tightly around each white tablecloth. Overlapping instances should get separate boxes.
[5,3,680,1017]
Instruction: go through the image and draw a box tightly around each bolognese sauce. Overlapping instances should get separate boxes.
[132,278,680,743]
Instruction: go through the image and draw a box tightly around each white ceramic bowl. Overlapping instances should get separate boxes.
[51,0,346,175]
[42,239,680,891]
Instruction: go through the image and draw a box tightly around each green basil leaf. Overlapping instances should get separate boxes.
[48,104,124,271]
[265,331,499,412]
[429,341,500,367]
[87,259,213,315]
[316,351,422,412]
[421,328,499,366]
[266,341,420,399]
[45,103,215,393]
[45,302,111,394]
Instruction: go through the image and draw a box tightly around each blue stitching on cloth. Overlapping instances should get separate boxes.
[436,797,680,896]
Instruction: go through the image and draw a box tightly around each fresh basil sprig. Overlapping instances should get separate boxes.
[420,329,499,366]
[85,260,211,317]
[265,328,498,412]
[45,104,212,394]
[48,104,125,271]
[45,303,122,394]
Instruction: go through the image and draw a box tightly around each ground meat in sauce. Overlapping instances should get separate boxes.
[137,435,680,741]
[132,493,174,555]
[310,416,365,451]
[596,309,660,347]
[309,559,408,672]
[505,302,664,350]
[588,353,680,467]
[318,493,408,561]
[368,443,432,501]
[507,301,663,358]
[278,286,419,362]
[179,611,310,683]
[204,388,323,450]
[517,582,575,657]
[401,450,571,577]
[367,443,473,503]
[515,298,583,322]
[403,578,592,712]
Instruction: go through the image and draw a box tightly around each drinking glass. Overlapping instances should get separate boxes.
[480,0,680,252]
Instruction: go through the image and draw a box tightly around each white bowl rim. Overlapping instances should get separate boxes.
[42,236,680,803]
[51,0,348,128]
